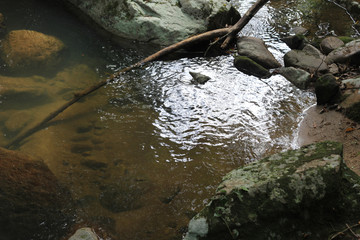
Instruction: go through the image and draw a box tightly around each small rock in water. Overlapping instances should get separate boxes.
[68,228,98,240]
[189,72,211,84]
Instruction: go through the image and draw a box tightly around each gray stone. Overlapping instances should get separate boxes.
[325,39,360,64]
[61,0,240,46]
[184,141,360,240]
[68,228,98,240]
[236,36,281,69]
[189,72,211,84]
[315,73,340,105]
[320,36,344,55]
[233,55,270,78]
[284,44,328,74]
[275,67,311,89]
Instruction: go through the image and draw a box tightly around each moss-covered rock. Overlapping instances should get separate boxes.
[233,55,270,78]
[315,73,341,105]
[184,142,360,240]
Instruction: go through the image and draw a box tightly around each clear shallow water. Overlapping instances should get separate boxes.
[0,0,357,239]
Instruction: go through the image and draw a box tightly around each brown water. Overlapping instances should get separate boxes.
[0,0,358,239]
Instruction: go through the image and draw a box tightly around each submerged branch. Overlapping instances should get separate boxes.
[4,0,269,149]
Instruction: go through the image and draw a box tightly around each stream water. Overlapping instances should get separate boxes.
[0,0,359,239]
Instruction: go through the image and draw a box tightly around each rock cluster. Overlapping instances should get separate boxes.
[184,141,360,240]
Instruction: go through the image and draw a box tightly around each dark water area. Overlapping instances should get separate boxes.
[0,0,358,239]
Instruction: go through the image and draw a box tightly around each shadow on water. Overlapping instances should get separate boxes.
[0,0,357,239]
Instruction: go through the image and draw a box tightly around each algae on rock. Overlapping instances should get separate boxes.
[184,141,360,240]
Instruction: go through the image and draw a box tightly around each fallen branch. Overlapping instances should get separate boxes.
[329,223,360,239]
[5,0,269,149]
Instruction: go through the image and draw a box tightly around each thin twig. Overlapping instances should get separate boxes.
[329,223,360,239]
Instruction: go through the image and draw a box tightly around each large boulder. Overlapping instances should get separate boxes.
[184,141,360,240]
[0,147,75,240]
[284,44,329,74]
[325,39,360,65]
[236,36,281,69]
[0,30,65,71]
[61,0,240,46]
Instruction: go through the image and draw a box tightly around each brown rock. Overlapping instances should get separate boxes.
[320,36,344,55]
[0,147,75,240]
[0,30,65,71]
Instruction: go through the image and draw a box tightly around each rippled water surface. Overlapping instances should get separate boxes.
[0,0,358,239]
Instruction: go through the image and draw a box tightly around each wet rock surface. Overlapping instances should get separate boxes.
[275,67,311,90]
[236,36,281,69]
[184,141,360,240]
[0,147,75,240]
[284,44,328,73]
[326,39,360,65]
[233,55,270,78]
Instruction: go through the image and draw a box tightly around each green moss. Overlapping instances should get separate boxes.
[345,102,360,123]
[233,55,270,78]
[338,36,355,44]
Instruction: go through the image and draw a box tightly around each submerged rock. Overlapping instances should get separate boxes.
[0,147,75,240]
[236,36,281,69]
[99,177,152,213]
[184,141,360,240]
[0,30,65,71]
[284,44,329,74]
[61,0,240,46]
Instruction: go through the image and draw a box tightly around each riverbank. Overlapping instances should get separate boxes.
[297,105,360,175]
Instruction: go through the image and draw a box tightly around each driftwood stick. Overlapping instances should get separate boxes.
[5,0,270,149]
[221,0,269,49]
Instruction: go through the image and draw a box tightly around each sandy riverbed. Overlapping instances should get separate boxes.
[297,105,360,175]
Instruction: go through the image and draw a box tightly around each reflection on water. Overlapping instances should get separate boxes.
[0,0,357,239]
